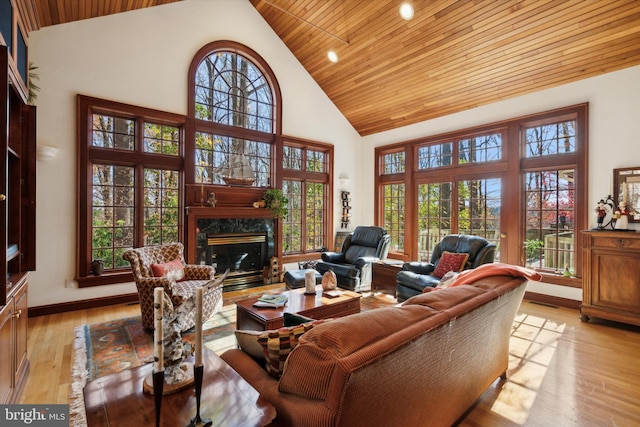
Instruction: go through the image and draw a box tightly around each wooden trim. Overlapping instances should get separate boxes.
[187,40,282,135]
[76,271,133,288]
[76,95,187,280]
[1,45,8,306]
[374,104,588,280]
[524,291,581,310]
[28,293,139,317]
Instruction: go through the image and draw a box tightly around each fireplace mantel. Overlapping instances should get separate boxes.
[186,206,274,219]
[184,184,283,285]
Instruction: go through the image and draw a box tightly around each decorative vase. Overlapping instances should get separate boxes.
[614,214,629,230]
[91,259,104,276]
[304,270,316,294]
[321,270,337,291]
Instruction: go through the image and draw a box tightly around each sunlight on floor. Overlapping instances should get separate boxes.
[206,335,237,355]
[490,309,566,424]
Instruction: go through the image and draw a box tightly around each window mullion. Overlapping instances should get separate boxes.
[134,165,145,248]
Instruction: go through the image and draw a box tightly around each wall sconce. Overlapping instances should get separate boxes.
[37,145,61,162]
[339,174,350,188]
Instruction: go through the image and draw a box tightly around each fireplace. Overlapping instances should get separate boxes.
[194,217,275,291]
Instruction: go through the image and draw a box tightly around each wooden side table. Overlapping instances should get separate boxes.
[371,260,404,297]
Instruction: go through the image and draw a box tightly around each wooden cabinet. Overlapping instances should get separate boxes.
[1,23,35,403]
[581,230,640,326]
[2,44,36,306]
[0,276,28,404]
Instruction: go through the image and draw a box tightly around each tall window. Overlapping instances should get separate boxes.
[190,42,276,187]
[522,117,577,274]
[78,42,334,284]
[380,150,406,253]
[282,141,332,257]
[414,178,501,262]
[375,104,587,284]
[188,42,331,262]
[78,96,184,285]
[416,182,453,261]
[383,184,405,252]
[412,130,504,261]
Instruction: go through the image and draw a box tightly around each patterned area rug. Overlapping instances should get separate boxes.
[81,293,396,382]
[69,293,396,425]
[81,304,238,382]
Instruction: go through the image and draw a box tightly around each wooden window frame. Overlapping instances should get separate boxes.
[375,104,588,287]
[76,95,185,287]
[282,136,333,263]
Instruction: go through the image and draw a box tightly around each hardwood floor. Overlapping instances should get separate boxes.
[18,292,640,426]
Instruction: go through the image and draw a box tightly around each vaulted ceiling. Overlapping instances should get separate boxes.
[25,0,640,136]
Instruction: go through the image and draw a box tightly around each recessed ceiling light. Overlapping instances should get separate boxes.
[399,3,414,20]
[328,50,339,63]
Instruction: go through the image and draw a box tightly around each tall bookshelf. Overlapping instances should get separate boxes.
[1,0,36,403]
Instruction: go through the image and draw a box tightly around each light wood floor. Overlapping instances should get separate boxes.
[19,291,640,426]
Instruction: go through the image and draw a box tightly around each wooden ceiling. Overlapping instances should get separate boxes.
[25,0,181,29]
[25,0,640,136]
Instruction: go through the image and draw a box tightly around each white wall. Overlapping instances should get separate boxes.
[28,0,360,307]
[27,0,640,307]
[362,65,640,300]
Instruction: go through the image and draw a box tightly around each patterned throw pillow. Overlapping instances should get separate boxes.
[150,258,185,281]
[432,251,469,278]
[257,319,329,379]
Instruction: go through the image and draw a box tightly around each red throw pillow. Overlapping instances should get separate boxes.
[150,258,185,281]
[432,251,469,278]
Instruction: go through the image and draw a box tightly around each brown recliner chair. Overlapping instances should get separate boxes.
[123,242,223,331]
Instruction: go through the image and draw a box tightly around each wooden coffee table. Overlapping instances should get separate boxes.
[83,349,275,427]
[236,286,361,330]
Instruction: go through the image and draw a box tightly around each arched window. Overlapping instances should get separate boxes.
[188,41,281,188]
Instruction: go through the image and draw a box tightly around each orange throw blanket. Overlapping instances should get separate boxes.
[443,263,542,288]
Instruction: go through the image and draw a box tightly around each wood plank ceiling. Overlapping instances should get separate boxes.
[26,0,640,136]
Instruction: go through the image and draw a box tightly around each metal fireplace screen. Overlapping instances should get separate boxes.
[206,232,268,289]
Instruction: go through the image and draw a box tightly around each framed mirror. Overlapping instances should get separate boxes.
[613,167,640,222]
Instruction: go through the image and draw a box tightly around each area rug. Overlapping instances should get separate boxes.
[81,304,237,382]
[69,293,396,426]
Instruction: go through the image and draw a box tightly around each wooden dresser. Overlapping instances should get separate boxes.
[581,230,640,326]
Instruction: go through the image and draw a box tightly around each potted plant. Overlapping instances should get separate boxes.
[263,189,288,219]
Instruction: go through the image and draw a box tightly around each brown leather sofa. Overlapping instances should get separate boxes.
[220,273,528,427]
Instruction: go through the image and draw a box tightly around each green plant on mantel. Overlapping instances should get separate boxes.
[263,189,288,219]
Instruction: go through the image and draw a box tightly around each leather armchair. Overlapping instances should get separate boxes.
[316,226,391,292]
[396,234,496,301]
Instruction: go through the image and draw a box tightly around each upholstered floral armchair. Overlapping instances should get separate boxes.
[123,242,223,331]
